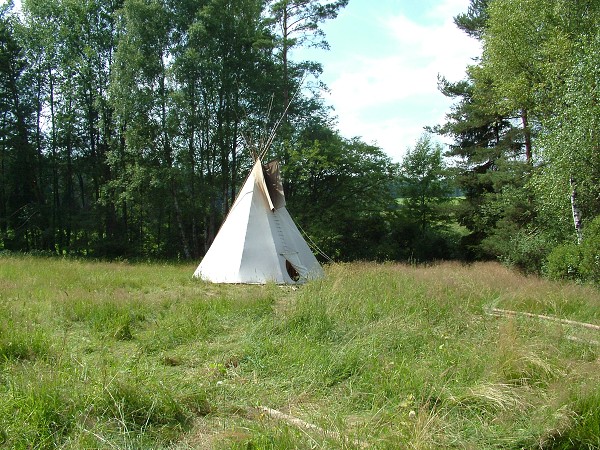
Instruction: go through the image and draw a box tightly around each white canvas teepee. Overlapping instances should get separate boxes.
[193,159,324,284]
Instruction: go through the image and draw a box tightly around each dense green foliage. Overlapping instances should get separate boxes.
[1,256,599,448]
[394,134,460,261]
[2,0,600,279]
[1,0,371,260]
[546,215,600,282]
[435,0,600,281]
[282,120,398,261]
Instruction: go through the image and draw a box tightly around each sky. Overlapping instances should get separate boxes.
[294,0,481,162]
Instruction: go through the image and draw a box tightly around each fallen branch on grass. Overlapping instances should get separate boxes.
[566,335,600,346]
[489,308,600,331]
[256,406,367,448]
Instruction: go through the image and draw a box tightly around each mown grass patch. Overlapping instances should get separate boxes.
[0,255,599,448]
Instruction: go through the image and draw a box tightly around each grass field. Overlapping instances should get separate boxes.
[1,255,599,449]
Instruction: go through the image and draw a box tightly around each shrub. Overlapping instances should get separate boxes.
[544,215,600,283]
[579,216,600,283]
[488,227,553,274]
[545,242,583,281]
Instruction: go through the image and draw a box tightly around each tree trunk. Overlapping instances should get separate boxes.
[282,3,289,112]
[172,189,191,259]
[570,176,583,244]
[0,113,7,236]
[49,69,60,246]
[521,109,532,163]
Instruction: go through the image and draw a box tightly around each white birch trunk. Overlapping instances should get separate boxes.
[570,176,583,244]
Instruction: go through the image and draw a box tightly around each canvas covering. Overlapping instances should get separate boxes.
[193,159,324,284]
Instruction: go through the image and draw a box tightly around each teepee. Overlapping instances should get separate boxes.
[193,158,324,284]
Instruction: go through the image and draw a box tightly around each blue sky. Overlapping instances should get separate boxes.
[295,0,481,162]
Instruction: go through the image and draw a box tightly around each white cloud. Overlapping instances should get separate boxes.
[321,0,481,162]
[385,8,480,80]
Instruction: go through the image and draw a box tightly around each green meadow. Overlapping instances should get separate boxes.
[0,255,599,449]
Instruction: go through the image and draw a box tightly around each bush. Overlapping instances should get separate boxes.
[580,216,600,283]
[544,215,600,283]
[545,242,583,281]
[486,227,553,274]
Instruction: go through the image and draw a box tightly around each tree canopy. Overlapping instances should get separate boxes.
[436,0,600,278]
[3,0,600,281]
[1,0,404,262]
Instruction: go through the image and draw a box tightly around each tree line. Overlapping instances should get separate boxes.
[2,0,599,283]
[434,0,600,282]
[0,0,462,264]
[1,0,366,259]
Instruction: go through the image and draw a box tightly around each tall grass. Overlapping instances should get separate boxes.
[1,255,599,448]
